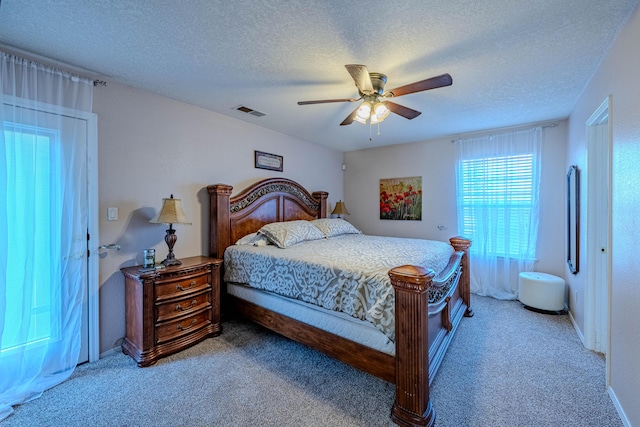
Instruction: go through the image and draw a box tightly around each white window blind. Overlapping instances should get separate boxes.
[460,153,534,258]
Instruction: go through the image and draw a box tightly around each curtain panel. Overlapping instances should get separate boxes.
[0,52,93,421]
[455,127,542,300]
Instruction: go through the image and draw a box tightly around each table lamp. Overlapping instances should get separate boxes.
[149,194,192,266]
[331,200,350,218]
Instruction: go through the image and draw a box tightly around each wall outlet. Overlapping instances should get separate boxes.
[107,207,118,221]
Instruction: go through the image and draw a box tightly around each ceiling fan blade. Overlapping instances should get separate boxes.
[297,98,359,105]
[385,73,453,98]
[345,64,374,94]
[386,101,422,120]
[339,105,361,126]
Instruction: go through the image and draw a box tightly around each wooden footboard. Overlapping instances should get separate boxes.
[208,179,471,427]
[389,236,471,427]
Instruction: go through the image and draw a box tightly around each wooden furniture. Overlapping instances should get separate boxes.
[120,256,222,367]
[208,178,472,427]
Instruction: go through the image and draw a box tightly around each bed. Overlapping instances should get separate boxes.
[208,178,472,427]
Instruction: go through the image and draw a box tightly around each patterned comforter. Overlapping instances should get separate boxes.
[224,234,453,341]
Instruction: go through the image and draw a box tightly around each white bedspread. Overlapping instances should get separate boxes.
[224,234,453,341]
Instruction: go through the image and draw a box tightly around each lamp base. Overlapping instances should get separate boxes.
[161,257,182,267]
[161,226,183,267]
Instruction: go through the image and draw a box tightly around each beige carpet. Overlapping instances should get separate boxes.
[1,296,621,427]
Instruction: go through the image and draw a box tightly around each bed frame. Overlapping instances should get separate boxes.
[208,178,472,427]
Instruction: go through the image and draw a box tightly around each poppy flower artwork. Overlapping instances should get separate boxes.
[379,176,422,220]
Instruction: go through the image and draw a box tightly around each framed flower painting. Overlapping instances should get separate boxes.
[379,176,422,220]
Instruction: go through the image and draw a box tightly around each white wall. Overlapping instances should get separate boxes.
[344,122,567,279]
[93,81,344,354]
[567,4,640,425]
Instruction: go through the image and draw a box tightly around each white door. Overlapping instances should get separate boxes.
[1,104,97,365]
[585,97,612,370]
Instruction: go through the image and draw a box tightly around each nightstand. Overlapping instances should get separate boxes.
[120,256,222,367]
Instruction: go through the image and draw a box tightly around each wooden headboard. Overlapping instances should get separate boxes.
[207,178,328,259]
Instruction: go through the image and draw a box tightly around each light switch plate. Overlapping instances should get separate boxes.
[107,207,118,221]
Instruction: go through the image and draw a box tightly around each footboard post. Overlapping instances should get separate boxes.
[450,236,473,317]
[389,265,436,427]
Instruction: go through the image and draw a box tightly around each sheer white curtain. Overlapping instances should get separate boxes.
[455,127,542,300]
[0,52,93,420]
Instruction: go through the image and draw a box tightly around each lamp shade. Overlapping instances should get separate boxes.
[149,194,192,225]
[331,200,350,216]
[373,102,390,121]
[356,102,372,121]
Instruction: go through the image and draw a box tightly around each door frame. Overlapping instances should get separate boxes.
[47,106,99,364]
[584,96,612,380]
[86,112,99,363]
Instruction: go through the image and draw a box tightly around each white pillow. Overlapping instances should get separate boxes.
[257,220,325,248]
[311,218,361,238]
[235,232,271,246]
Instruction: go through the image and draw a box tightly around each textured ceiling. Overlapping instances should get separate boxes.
[0,1,638,151]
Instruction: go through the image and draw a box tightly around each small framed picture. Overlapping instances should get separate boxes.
[254,150,283,172]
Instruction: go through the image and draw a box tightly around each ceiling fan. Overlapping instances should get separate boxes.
[297,64,453,126]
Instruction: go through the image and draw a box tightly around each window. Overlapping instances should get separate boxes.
[459,153,535,258]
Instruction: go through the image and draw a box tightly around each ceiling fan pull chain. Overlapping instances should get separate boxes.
[369,121,373,141]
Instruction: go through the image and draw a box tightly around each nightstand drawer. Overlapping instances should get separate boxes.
[156,309,211,344]
[155,273,210,302]
[156,289,211,323]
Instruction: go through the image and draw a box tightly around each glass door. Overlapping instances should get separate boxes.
[1,104,90,365]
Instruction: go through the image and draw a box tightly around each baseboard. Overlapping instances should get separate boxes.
[99,346,122,359]
[98,337,125,360]
[568,309,585,345]
[608,386,631,426]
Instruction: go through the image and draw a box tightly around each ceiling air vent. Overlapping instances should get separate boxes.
[234,105,266,117]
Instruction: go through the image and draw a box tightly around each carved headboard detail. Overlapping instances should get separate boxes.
[207,178,328,259]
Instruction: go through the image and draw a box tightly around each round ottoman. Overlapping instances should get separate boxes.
[518,272,565,312]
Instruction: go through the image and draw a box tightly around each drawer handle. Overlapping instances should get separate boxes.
[176,319,197,331]
[176,280,196,291]
[175,299,198,311]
